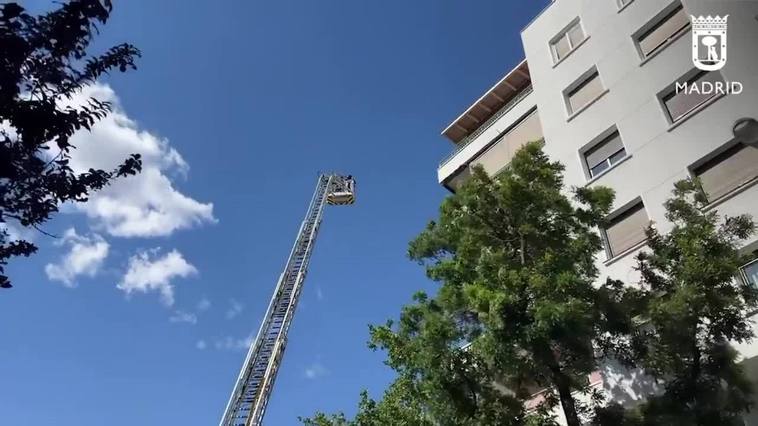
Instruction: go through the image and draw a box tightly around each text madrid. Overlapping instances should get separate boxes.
[676,80,744,95]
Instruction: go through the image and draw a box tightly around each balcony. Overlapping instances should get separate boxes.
[438,88,541,190]
[440,85,534,169]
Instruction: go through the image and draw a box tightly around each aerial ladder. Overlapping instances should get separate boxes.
[220,174,356,426]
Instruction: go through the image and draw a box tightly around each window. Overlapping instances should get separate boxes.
[584,131,627,178]
[566,70,604,115]
[618,0,634,8]
[550,20,585,63]
[636,4,689,58]
[693,143,758,202]
[741,258,758,287]
[661,71,724,123]
[604,201,649,258]
[469,110,543,176]
[445,167,471,192]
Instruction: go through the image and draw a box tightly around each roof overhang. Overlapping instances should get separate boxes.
[441,59,531,144]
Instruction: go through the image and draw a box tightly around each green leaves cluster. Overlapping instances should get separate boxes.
[0,1,141,288]
[396,143,630,426]
[625,179,757,425]
[300,377,433,426]
[304,143,757,425]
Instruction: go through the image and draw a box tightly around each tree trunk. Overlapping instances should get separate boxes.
[548,360,581,426]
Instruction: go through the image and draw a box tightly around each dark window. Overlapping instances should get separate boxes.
[604,202,649,258]
[567,71,603,114]
[637,4,689,58]
[585,131,627,178]
[741,258,758,287]
[693,143,758,202]
[661,71,724,123]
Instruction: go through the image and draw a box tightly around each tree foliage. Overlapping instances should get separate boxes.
[399,142,639,425]
[300,377,434,426]
[368,292,528,425]
[0,0,141,288]
[627,178,757,425]
[303,145,758,425]
[303,142,638,425]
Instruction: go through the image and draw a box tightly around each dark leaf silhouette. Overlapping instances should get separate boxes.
[0,0,141,289]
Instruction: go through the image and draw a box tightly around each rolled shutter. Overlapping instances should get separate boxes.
[606,203,648,257]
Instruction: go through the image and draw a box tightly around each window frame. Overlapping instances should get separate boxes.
[549,19,586,64]
[689,141,758,205]
[580,127,628,180]
[633,2,690,60]
[563,67,605,117]
[618,0,634,10]
[602,198,649,260]
[658,69,725,125]
[740,258,758,287]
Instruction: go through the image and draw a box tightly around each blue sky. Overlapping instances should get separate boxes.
[0,1,548,424]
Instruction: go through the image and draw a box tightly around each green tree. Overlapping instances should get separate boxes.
[300,292,527,426]
[630,178,757,425]
[398,142,637,426]
[0,0,141,288]
[367,292,528,425]
[303,142,637,426]
[300,377,434,426]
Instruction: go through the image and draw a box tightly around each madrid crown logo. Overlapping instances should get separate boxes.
[691,15,728,71]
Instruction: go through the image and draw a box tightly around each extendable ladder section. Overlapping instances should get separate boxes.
[220,174,355,426]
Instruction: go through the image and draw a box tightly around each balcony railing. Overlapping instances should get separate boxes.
[439,85,533,169]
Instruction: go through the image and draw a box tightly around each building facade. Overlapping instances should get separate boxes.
[437,0,758,423]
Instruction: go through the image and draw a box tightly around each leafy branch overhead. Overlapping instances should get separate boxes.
[0,0,141,288]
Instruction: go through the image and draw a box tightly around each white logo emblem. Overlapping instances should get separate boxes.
[691,15,728,71]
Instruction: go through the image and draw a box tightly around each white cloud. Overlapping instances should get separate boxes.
[197,297,212,312]
[169,310,198,325]
[214,334,254,351]
[304,361,329,380]
[225,299,244,319]
[316,287,324,301]
[44,228,109,287]
[62,84,215,237]
[196,340,207,350]
[169,298,209,324]
[118,249,197,306]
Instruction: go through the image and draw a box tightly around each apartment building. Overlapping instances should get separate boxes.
[437,0,758,423]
